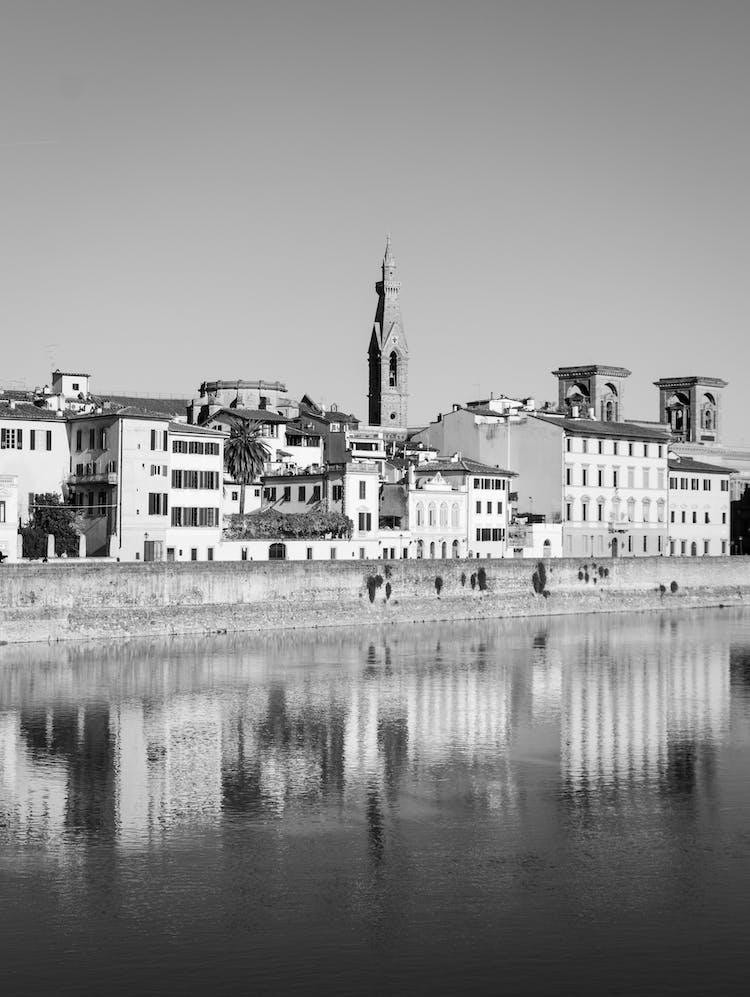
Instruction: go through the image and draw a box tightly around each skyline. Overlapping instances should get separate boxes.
[3,1,750,443]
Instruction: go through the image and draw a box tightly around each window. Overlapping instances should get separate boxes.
[330,547,337,559]
[705,512,710,524]
[566,438,571,452]
[722,541,727,554]
[389,351,398,387]
[612,468,619,488]
[0,501,4,523]
[282,486,291,502]
[307,547,314,559]
[358,512,372,532]
[263,487,277,502]
[670,477,677,490]
[312,486,321,501]
[681,511,686,523]
[241,547,248,561]
[30,430,36,450]
[598,440,604,454]
[497,502,503,514]
[566,502,572,521]
[643,536,648,553]
[148,493,168,515]
[89,429,95,449]
[692,511,697,524]
[628,443,634,456]
[72,382,79,391]
[231,491,238,501]
[76,429,82,451]
[100,429,107,449]
[207,548,214,561]
[486,501,492,514]
[170,507,219,527]
[670,510,675,523]
[451,503,459,528]
[566,467,572,486]
[440,503,448,528]
[722,512,727,525]
[691,478,699,491]
[476,501,481,514]
[331,485,342,502]
[627,468,635,488]
[597,501,604,522]
[416,503,424,527]
[359,481,366,500]
[597,469,603,487]
[269,543,286,560]
[581,500,588,522]
[0,428,22,449]
[721,480,729,492]
[428,503,436,527]
[642,468,650,489]
[191,548,198,561]
[704,540,710,555]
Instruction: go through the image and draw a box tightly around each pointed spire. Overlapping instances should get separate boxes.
[384,233,394,264]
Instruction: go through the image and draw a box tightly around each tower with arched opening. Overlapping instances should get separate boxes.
[368,236,409,434]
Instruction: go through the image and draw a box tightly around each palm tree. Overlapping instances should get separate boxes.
[224,421,271,514]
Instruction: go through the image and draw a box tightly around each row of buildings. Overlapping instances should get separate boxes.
[1,239,748,562]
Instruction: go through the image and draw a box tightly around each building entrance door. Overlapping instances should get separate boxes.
[144,540,164,562]
[611,537,619,558]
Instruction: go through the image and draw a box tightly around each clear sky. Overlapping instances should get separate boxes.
[2,0,749,442]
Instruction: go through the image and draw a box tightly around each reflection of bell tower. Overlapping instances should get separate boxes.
[654,376,727,444]
[368,236,409,432]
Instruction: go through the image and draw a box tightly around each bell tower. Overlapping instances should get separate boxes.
[368,235,409,433]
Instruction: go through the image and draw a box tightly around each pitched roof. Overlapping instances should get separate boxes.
[668,456,735,475]
[99,394,189,416]
[531,413,671,441]
[169,421,226,437]
[0,402,64,423]
[414,458,516,477]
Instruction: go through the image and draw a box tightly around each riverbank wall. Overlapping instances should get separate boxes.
[1,556,749,645]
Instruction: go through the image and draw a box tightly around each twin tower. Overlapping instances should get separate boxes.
[367,235,409,434]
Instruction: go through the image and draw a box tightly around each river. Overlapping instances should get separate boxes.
[1,607,749,995]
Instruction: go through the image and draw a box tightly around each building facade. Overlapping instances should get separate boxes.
[667,456,732,556]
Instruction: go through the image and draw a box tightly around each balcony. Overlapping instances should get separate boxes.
[68,470,118,485]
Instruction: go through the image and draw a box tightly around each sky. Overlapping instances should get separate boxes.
[2,0,749,443]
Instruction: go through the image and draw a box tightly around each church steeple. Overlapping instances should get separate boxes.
[368,236,409,432]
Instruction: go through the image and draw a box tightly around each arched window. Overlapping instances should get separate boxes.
[441,541,447,559]
[627,497,636,522]
[269,542,286,560]
[642,498,650,523]
[429,541,435,559]
[389,351,398,387]
[691,541,698,557]
[657,499,665,523]
[604,400,614,421]
[416,502,424,527]
[428,502,436,527]
[452,539,460,558]
[451,503,460,528]
[416,539,424,559]
[439,502,448,528]
[543,539,551,553]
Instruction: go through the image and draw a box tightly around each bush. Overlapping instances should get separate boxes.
[532,561,547,595]
[470,573,477,590]
[670,580,679,593]
[21,493,80,558]
[385,581,392,601]
[477,567,488,591]
[435,576,443,596]
[224,509,353,540]
[366,574,384,603]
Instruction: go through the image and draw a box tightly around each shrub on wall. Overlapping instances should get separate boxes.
[224,510,353,540]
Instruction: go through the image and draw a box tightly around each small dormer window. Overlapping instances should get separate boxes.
[72,383,79,391]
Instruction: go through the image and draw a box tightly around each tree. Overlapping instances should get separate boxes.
[20,492,81,558]
[224,421,271,514]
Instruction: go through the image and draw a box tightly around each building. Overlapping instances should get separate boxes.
[67,409,224,561]
[412,402,670,558]
[367,236,409,436]
[0,475,19,561]
[667,455,732,556]
[407,466,469,560]
[413,456,514,559]
[0,399,71,523]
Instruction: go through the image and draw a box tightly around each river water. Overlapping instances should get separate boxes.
[1,608,750,995]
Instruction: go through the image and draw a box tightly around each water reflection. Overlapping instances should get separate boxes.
[2,610,750,994]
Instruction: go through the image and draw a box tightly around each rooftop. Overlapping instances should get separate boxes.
[668,456,735,475]
[0,402,64,422]
[552,364,632,378]
[531,413,671,442]
[209,407,287,424]
[169,421,226,437]
[654,376,728,389]
[414,457,517,477]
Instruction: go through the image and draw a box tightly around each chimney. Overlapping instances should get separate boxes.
[587,406,595,419]
[571,405,580,418]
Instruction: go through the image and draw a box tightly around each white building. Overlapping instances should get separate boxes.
[0,400,71,523]
[667,455,732,556]
[0,474,19,561]
[407,468,468,560]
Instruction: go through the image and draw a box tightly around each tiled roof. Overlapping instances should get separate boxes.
[298,405,359,426]
[668,456,735,475]
[415,458,517,477]
[68,405,172,422]
[100,394,189,416]
[531,413,671,441]
[169,421,226,437]
[0,402,64,422]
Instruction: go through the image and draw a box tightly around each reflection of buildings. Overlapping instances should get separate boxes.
[0,711,69,838]
[562,624,730,792]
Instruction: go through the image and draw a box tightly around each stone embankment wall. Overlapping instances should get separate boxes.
[0,557,748,644]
